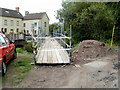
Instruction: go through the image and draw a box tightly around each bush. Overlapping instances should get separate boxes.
[24,44,33,52]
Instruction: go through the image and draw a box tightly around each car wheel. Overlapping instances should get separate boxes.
[13,49,17,59]
[2,62,7,76]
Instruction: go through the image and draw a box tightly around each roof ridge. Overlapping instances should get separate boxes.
[0,7,16,12]
[24,12,47,20]
[28,12,46,15]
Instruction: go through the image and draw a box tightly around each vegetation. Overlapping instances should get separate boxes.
[16,48,33,54]
[56,2,120,46]
[13,56,33,85]
[13,48,33,85]
[49,23,60,35]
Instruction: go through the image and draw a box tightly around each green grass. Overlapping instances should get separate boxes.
[16,48,33,55]
[14,57,32,67]
[13,56,33,85]
[1,75,8,83]
[11,48,34,85]
[14,57,32,74]
[27,41,38,45]
[103,39,120,47]
[72,42,80,52]
[102,40,119,51]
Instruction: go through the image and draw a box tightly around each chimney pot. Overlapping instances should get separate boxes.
[16,7,19,12]
[25,11,29,16]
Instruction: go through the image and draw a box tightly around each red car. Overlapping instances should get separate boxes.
[0,33,17,76]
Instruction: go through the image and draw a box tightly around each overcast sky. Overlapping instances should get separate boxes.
[0,0,63,24]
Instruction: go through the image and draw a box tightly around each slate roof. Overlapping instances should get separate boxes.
[0,7,23,19]
[24,12,49,20]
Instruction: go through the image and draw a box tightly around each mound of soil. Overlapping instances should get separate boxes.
[72,40,117,65]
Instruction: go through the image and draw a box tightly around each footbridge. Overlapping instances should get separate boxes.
[32,25,72,64]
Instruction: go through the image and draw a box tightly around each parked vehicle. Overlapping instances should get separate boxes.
[0,33,17,76]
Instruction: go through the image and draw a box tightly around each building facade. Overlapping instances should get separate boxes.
[0,7,23,34]
[0,8,49,36]
[23,12,49,35]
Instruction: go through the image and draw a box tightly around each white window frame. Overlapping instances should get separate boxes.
[11,20,14,26]
[4,20,7,25]
[17,21,19,26]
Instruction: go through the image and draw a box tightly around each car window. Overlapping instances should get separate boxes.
[0,35,7,45]
[4,37,10,44]
[1,34,10,44]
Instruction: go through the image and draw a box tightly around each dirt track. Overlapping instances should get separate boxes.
[2,40,119,88]
[2,54,118,88]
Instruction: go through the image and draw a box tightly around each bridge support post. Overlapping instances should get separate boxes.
[70,25,72,57]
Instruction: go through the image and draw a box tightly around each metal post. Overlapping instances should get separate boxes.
[63,18,65,35]
[31,24,35,54]
[111,25,115,46]
[63,18,65,48]
[32,28,35,52]
[70,25,72,57]
[61,23,62,35]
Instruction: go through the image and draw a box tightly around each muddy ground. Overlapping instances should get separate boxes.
[2,40,119,88]
[2,54,118,88]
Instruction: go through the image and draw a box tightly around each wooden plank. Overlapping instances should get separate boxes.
[37,37,71,39]
[36,40,45,59]
[38,48,71,51]
[42,39,49,63]
[36,38,70,64]
[54,39,69,63]
[50,39,59,63]
[36,39,47,63]
[47,39,53,63]
[53,39,64,63]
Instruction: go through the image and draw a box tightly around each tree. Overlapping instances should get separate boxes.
[106,2,120,45]
[57,1,116,45]
[49,24,60,35]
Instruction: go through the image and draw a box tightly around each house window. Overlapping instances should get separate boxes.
[27,30,29,34]
[34,23,37,27]
[24,30,26,34]
[16,28,19,33]
[11,20,14,26]
[17,21,19,26]
[4,20,7,25]
[35,30,36,34]
[4,28,7,33]
[23,23,26,27]
[44,22,47,27]
[11,29,13,32]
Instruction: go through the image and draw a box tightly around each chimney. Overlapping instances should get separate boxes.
[25,11,29,16]
[16,7,19,12]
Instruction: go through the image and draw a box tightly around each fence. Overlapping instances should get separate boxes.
[6,34,25,41]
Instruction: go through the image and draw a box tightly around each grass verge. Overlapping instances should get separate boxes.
[16,48,33,55]
[2,48,34,86]
[12,48,33,85]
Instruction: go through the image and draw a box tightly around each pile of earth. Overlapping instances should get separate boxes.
[71,40,117,65]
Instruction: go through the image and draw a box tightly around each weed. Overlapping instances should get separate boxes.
[12,55,33,85]
[14,57,32,67]
[12,74,25,85]
[2,75,8,83]
[16,48,33,55]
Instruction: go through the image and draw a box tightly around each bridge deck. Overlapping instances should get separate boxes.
[35,38,70,64]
